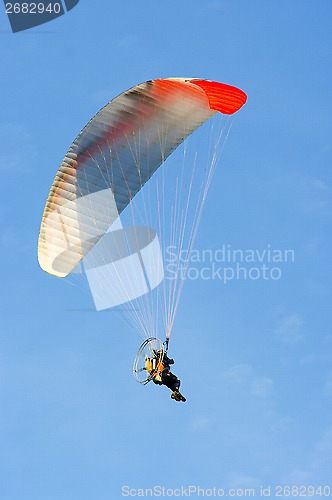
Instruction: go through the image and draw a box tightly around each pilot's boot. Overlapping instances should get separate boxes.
[171,390,186,402]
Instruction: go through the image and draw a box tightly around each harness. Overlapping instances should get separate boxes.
[145,355,166,383]
[145,338,170,384]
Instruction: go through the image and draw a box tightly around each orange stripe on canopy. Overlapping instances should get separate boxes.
[152,78,209,105]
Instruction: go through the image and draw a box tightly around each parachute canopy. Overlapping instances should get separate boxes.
[38,78,246,278]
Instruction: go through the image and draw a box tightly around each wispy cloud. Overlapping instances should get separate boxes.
[0,154,22,172]
[312,179,330,191]
[222,363,253,385]
[322,373,332,397]
[275,313,304,344]
[190,415,213,432]
[251,376,273,397]
[314,426,332,458]
[283,468,313,484]
[221,364,273,398]
[267,173,331,216]
[229,474,261,490]
[269,415,293,434]
[283,425,332,483]
[297,175,330,214]
[117,34,139,50]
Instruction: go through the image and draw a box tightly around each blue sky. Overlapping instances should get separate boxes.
[1,1,332,499]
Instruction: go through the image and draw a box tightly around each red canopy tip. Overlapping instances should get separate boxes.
[190,79,247,115]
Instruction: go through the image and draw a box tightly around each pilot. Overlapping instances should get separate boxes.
[145,350,186,402]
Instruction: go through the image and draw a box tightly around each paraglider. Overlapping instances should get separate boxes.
[38,77,246,401]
